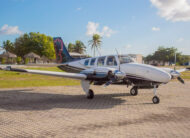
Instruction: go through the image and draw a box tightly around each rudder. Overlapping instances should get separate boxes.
[53,37,73,63]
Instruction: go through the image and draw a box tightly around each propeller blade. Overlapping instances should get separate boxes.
[115,49,121,71]
[104,78,116,87]
[177,77,185,84]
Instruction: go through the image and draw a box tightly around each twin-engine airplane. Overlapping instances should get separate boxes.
[1,37,189,104]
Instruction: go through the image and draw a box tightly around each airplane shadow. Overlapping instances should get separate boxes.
[0,89,131,111]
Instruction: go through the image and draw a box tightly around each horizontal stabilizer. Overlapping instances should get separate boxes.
[176,68,189,73]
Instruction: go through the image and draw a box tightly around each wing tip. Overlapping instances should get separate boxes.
[5,66,27,72]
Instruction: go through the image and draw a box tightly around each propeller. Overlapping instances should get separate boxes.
[177,77,185,84]
[104,77,116,87]
[115,48,121,71]
[104,49,126,87]
[104,70,126,87]
[170,53,185,84]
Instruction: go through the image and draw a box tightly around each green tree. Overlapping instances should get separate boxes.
[68,43,75,52]
[74,40,86,54]
[14,32,55,59]
[3,40,15,53]
[67,41,86,54]
[88,34,102,56]
[144,46,188,65]
[178,55,190,65]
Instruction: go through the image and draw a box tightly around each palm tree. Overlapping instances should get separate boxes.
[68,43,75,52]
[3,40,15,53]
[74,40,86,54]
[88,34,102,56]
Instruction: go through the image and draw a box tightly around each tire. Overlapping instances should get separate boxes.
[130,87,138,96]
[87,89,94,99]
[152,96,160,104]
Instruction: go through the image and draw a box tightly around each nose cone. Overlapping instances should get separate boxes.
[120,63,172,83]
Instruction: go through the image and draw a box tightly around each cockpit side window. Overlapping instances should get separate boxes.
[97,56,106,66]
[90,58,96,66]
[119,56,134,64]
[107,56,117,66]
[84,59,89,66]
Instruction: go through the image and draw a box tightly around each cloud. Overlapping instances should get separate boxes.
[177,37,184,42]
[150,0,190,22]
[76,7,82,11]
[0,24,23,35]
[86,22,115,37]
[124,44,132,49]
[152,27,160,31]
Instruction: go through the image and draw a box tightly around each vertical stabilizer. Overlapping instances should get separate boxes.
[53,37,73,63]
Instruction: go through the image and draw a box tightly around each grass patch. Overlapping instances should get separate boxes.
[160,66,190,80]
[181,70,190,79]
[0,66,79,88]
[21,66,63,72]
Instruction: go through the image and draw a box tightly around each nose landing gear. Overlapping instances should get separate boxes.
[152,85,160,104]
[130,85,160,104]
[152,96,160,104]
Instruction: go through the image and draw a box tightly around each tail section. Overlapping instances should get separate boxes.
[53,37,73,63]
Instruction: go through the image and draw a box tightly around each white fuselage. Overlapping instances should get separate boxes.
[66,55,171,83]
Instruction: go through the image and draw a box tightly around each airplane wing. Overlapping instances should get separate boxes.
[176,67,190,73]
[1,66,87,80]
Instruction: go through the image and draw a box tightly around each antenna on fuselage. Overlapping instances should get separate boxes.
[115,48,121,71]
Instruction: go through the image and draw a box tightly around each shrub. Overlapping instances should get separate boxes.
[1,58,6,64]
[16,57,22,64]
[24,58,29,64]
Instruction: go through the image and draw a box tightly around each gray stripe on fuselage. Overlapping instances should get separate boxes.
[58,65,85,73]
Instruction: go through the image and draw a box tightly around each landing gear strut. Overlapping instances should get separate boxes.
[81,80,94,99]
[130,86,138,96]
[87,89,94,99]
[152,85,160,104]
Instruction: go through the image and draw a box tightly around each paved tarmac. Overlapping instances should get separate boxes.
[0,81,190,138]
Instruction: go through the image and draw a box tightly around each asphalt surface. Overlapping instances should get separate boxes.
[0,81,190,137]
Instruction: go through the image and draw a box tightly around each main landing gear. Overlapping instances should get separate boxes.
[81,80,94,99]
[130,86,138,96]
[152,85,160,104]
[86,89,94,99]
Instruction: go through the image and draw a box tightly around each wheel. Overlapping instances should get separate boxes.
[152,96,160,104]
[87,89,94,99]
[130,87,138,96]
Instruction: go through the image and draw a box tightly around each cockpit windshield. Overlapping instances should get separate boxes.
[119,55,134,64]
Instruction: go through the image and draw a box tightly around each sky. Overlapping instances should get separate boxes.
[0,0,190,56]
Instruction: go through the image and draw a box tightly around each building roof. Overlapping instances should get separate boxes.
[0,51,17,58]
[69,52,87,57]
[24,52,40,59]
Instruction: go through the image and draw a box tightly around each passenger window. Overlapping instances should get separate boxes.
[84,59,89,66]
[107,56,117,66]
[97,56,106,66]
[90,58,96,66]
